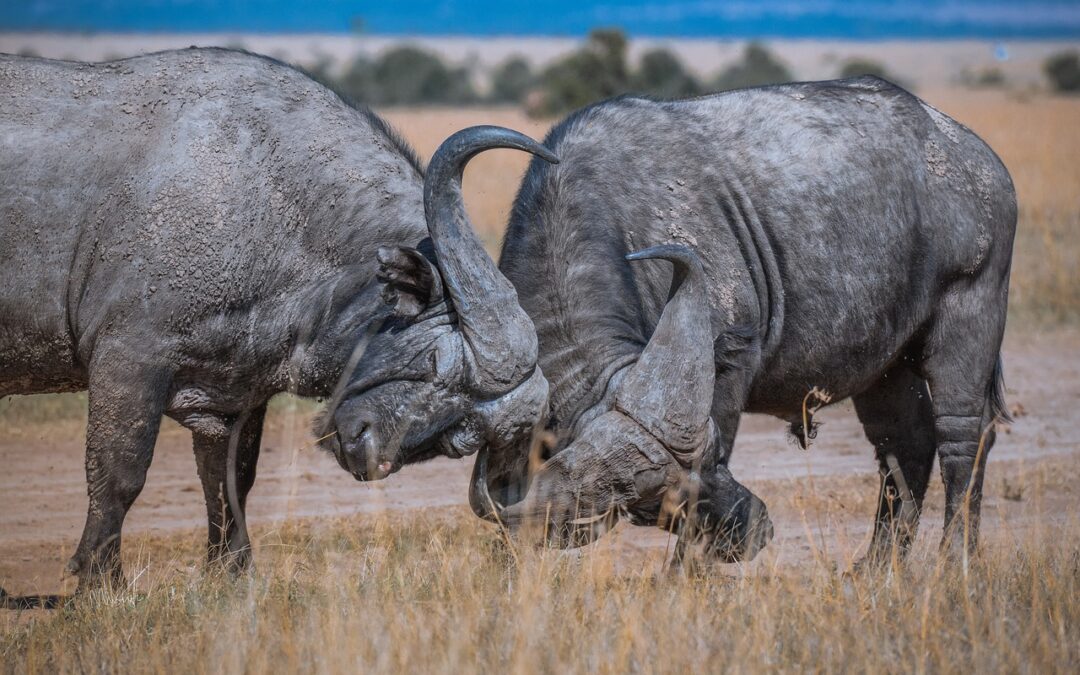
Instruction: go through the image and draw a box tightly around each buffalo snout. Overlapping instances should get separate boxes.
[325,401,399,481]
[340,427,396,480]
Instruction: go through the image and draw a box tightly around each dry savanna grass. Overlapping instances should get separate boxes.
[1,462,1077,674]
[382,107,550,248]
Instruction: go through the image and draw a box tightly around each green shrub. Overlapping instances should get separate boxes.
[1044,51,1080,92]
[634,48,702,99]
[337,46,477,106]
[489,56,535,103]
[838,58,890,80]
[714,42,792,91]
[534,28,631,116]
[959,67,1007,88]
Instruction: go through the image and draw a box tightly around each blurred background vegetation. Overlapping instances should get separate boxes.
[297,29,1078,117]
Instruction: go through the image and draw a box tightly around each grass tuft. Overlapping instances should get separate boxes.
[2,509,1077,673]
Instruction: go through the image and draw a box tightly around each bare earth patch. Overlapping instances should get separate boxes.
[2,328,1077,596]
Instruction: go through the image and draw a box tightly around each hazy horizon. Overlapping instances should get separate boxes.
[4,1,1080,40]
[4,32,1073,90]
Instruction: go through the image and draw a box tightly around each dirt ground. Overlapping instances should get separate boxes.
[2,327,1077,595]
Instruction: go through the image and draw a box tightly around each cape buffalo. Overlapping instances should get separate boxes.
[473,77,1016,563]
[0,48,552,589]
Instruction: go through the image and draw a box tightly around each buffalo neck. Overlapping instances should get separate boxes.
[250,110,428,399]
[500,198,650,445]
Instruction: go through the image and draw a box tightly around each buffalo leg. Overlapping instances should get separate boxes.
[709,332,759,469]
[921,292,1007,557]
[672,371,751,568]
[191,405,265,572]
[67,357,170,590]
[852,364,936,563]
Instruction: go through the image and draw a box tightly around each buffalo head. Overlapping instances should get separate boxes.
[320,127,554,480]
[472,244,773,562]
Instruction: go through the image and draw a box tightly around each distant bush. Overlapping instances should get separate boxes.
[838,58,891,80]
[1044,51,1080,92]
[338,54,379,101]
[338,46,478,106]
[528,37,799,116]
[301,55,337,89]
[321,36,805,114]
[489,56,535,104]
[959,66,1007,89]
[375,46,477,105]
[634,48,702,99]
[533,29,631,116]
[713,42,792,91]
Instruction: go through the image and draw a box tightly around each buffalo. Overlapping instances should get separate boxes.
[474,77,1016,564]
[0,48,552,589]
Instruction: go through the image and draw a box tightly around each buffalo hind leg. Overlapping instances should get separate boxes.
[191,405,265,573]
[922,288,1008,558]
[853,364,936,565]
[67,356,170,591]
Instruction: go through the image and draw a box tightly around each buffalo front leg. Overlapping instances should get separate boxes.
[671,392,748,569]
[68,358,171,591]
[852,364,936,565]
[191,405,265,573]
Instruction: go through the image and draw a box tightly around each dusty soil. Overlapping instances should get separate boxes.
[2,327,1077,595]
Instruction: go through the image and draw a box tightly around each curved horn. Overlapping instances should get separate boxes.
[468,445,501,522]
[425,126,559,395]
[614,244,716,453]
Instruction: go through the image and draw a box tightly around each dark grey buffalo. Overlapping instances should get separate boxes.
[0,48,551,589]
[473,77,1016,563]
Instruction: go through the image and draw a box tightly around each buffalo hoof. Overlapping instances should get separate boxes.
[0,586,71,610]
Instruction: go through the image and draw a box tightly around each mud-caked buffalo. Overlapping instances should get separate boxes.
[0,48,552,589]
[475,77,1016,563]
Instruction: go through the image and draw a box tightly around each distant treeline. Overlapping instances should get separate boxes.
[296,30,1077,115]
[301,30,905,116]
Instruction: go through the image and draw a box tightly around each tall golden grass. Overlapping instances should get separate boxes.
[2,467,1077,673]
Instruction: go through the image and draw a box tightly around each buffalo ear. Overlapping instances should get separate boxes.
[376,244,444,318]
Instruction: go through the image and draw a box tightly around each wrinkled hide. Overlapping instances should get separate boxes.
[0,49,553,587]
[482,245,774,560]
[493,77,1017,562]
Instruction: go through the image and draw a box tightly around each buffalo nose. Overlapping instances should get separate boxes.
[759,518,775,547]
[744,508,774,560]
[340,422,371,457]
